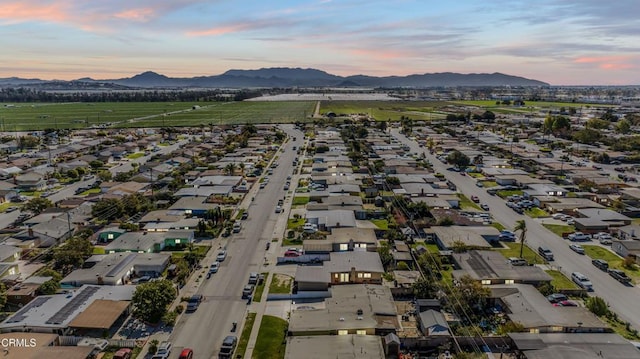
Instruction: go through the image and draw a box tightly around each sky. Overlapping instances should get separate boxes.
[1,0,639,85]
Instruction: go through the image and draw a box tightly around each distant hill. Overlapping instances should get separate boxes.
[0,67,550,89]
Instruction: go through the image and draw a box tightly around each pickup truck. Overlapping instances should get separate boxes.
[568,232,591,241]
[608,269,632,284]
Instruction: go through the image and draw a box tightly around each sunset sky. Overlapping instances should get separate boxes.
[1,0,639,85]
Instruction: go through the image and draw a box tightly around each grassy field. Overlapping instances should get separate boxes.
[235,312,257,359]
[253,315,287,359]
[525,208,549,218]
[451,100,615,109]
[497,242,545,264]
[269,274,292,294]
[0,101,316,130]
[319,100,448,121]
[583,245,640,283]
[546,270,578,289]
[291,196,310,206]
[457,193,481,210]
[370,219,389,230]
[252,272,269,302]
[542,224,574,237]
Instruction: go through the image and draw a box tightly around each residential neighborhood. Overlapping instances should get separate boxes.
[0,100,640,359]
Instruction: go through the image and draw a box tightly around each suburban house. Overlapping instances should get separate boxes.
[285,335,385,359]
[103,230,194,253]
[14,172,46,191]
[0,285,135,335]
[417,309,451,338]
[61,252,171,287]
[617,224,640,241]
[288,284,398,336]
[0,333,95,359]
[303,227,378,253]
[611,240,640,262]
[295,251,384,291]
[426,226,499,250]
[508,332,640,359]
[491,284,609,333]
[96,227,126,243]
[305,210,357,231]
[452,251,552,286]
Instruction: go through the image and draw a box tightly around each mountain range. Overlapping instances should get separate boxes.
[0,67,549,88]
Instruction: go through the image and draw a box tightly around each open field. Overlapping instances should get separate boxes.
[450,100,615,109]
[319,100,449,121]
[0,101,316,130]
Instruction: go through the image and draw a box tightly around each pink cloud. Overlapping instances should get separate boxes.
[186,24,249,37]
[574,55,636,70]
[114,8,155,22]
[0,2,71,23]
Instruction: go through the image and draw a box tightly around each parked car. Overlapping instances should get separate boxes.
[538,246,554,261]
[592,259,609,271]
[218,336,237,359]
[178,348,194,359]
[4,206,18,213]
[499,231,516,242]
[284,250,301,257]
[248,272,259,285]
[553,300,578,307]
[156,341,172,358]
[571,272,593,291]
[242,284,255,299]
[480,203,490,211]
[508,257,527,266]
[471,195,480,203]
[241,212,248,220]
[593,232,613,244]
[569,244,585,254]
[113,348,132,359]
[568,232,591,241]
[608,269,632,284]
[275,206,282,213]
[186,294,203,312]
[216,250,227,262]
[209,262,219,273]
[547,293,568,303]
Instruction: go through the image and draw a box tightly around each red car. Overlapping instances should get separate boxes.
[553,300,578,307]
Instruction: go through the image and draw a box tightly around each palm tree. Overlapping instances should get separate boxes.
[515,220,527,258]
[224,163,236,176]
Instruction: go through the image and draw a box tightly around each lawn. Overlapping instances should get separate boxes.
[457,193,481,210]
[481,181,498,188]
[235,312,256,359]
[287,218,305,230]
[370,219,389,230]
[0,101,317,130]
[497,242,545,264]
[291,196,310,206]
[542,224,574,237]
[319,100,448,121]
[525,208,549,218]
[252,272,269,302]
[496,190,524,198]
[235,209,245,220]
[253,315,288,359]
[490,222,506,231]
[545,270,579,289]
[79,188,101,196]
[583,245,640,283]
[269,274,292,294]
[126,152,145,159]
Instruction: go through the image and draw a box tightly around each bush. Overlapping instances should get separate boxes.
[148,339,159,354]
[163,311,178,326]
[623,256,636,269]
[396,262,409,270]
[586,296,609,317]
[175,304,184,314]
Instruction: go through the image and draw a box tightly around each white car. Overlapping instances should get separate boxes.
[209,262,219,273]
[569,244,585,254]
[568,232,591,241]
[216,250,227,262]
[594,232,613,245]
[275,206,282,213]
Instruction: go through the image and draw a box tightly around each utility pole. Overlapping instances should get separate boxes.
[66,211,72,237]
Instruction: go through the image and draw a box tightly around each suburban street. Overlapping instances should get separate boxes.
[391,128,640,331]
[168,127,304,358]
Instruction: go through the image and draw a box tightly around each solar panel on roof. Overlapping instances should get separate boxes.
[45,286,99,324]
[6,297,50,323]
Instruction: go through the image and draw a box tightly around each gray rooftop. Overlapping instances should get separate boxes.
[61,252,171,286]
[509,332,640,359]
[285,335,384,359]
[492,284,605,330]
[453,251,552,283]
[0,285,135,331]
[326,252,384,274]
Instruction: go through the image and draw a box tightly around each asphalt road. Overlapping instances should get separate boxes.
[391,128,640,331]
[168,127,304,359]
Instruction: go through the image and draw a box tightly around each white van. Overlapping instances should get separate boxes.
[571,272,593,291]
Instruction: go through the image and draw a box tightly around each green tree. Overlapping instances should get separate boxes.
[515,220,527,258]
[132,279,177,323]
[0,283,6,308]
[586,296,609,316]
[37,268,62,282]
[24,197,53,215]
[377,241,393,268]
[38,279,60,295]
[496,321,526,335]
[89,160,105,169]
[97,170,112,181]
[53,237,94,270]
[616,119,631,134]
[446,150,470,169]
[91,198,124,221]
[412,277,437,299]
[551,116,571,137]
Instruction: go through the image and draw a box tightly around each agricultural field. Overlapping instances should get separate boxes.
[0,101,316,130]
[318,100,449,121]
